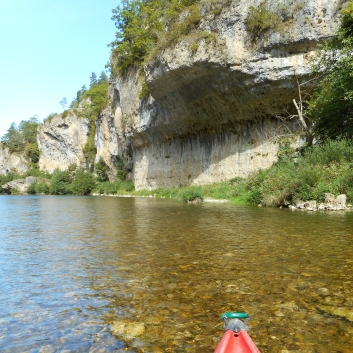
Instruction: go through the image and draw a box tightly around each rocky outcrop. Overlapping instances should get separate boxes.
[104,0,340,190]
[0,145,28,175]
[2,176,48,194]
[37,112,89,173]
[289,193,351,211]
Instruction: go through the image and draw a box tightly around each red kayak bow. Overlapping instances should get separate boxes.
[214,312,261,353]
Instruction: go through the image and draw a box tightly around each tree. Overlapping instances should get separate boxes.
[90,72,97,87]
[50,169,71,195]
[59,97,67,111]
[1,116,40,154]
[307,2,353,140]
[98,70,108,83]
[94,157,109,181]
[69,168,96,195]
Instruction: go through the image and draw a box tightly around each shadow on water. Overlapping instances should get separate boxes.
[0,195,353,352]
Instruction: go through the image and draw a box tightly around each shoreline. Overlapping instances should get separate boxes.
[92,193,229,203]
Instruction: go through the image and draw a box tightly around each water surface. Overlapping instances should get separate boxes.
[0,195,352,352]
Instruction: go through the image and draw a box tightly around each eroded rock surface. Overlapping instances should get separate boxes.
[2,176,48,194]
[0,145,28,175]
[37,112,89,173]
[104,0,340,190]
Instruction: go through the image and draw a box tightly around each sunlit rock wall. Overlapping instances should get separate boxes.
[104,0,340,189]
[0,145,28,175]
[37,113,89,172]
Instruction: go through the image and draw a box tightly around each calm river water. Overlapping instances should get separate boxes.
[0,195,352,353]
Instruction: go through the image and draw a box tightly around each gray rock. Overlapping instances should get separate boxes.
[97,0,340,190]
[37,112,89,173]
[2,176,49,194]
[0,145,28,175]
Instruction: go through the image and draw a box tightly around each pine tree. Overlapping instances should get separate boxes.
[89,72,97,87]
[98,71,108,83]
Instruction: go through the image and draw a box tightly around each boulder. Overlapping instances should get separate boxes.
[111,320,145,340]
[2,176,48,194]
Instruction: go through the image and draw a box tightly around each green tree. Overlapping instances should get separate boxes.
[90,72,97,87]
[94,157,109,182]
[98,71,108,83]
[1,116,40,154]
[59,97,67,111]
[308,2,353,140]
[69,168,96,195]
[50,169,71,195]
[110,0,195,72]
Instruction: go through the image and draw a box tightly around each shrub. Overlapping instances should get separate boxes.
[50,169,71,195]
[115,157,127,181]
[139,80,150,99]
[246,2,280,40]
[94,157,109,182]
[69,168,96,195]
[308,1,353,140]
[177,186,204,202]
[110,0,204,73]
[27,181,50,195]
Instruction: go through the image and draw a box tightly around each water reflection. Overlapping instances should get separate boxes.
[0,195,352,352]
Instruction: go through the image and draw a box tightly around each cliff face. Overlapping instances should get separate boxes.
[37,113,89,172]
[0,145,28,175]
[35,0,340,189]
[102,0,339,189]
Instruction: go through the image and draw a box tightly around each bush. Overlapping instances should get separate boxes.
[110,0,204,73]
[115,157,127,181]
[177,186,204,202]
[234,139,353,205]
[94,157,109,182]
[94,180,135,194]
[308,1,353,140]
[69,168,96,195]
[246,2,280,39]
[50,169,71,195]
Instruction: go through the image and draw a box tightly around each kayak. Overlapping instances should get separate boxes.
[214,312,261,353]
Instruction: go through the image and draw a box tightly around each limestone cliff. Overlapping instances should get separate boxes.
[37,112,89,172]
[0,145,28,175]
[35,0,341,190]
[99,0,340,190]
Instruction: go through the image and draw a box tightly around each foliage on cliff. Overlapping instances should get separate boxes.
[245,1,304,41]
[73,80,109,168]
[308,1,353,140]
[110,0,207,73]
[0,116,40,163]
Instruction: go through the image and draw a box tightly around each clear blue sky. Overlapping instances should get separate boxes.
[0,0,120,137]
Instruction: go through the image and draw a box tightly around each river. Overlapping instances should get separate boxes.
[0,195,352,353]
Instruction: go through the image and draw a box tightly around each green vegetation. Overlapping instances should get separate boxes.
[1,116,40,161]
[27,180,50,195]
[245,1,304,41]
[48,165,96,195]
[94,180,135,194]
[73,78,109,168]
[94,157,109,182]
[308,2,353,140]
[109,0,223,74]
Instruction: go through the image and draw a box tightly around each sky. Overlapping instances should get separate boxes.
[0,0,120,137]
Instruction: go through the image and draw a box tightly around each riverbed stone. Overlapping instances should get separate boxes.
[317,305,353,322]
[111,321,145,339]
